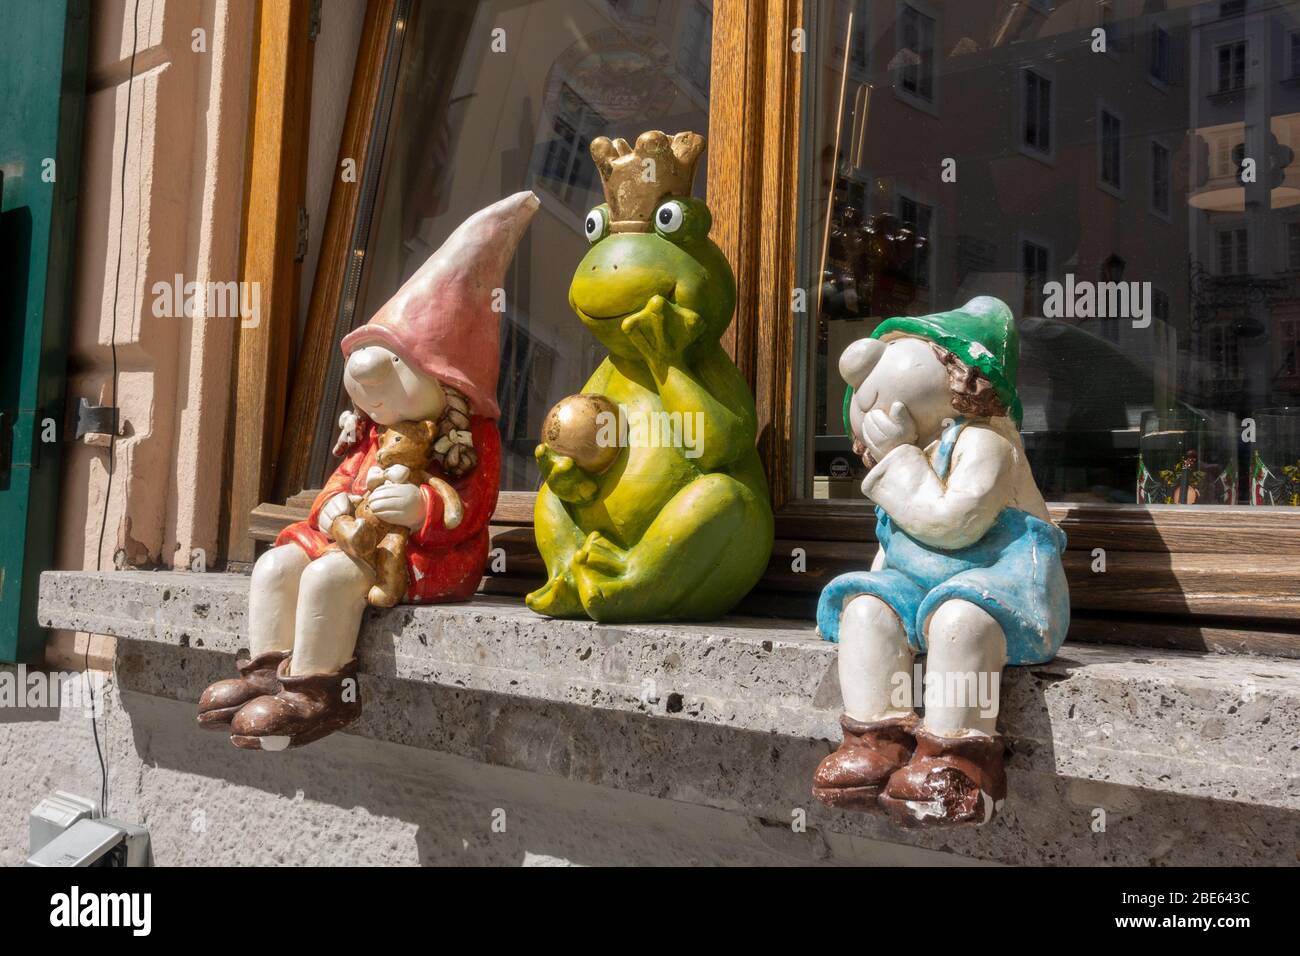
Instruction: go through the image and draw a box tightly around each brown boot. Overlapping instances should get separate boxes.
[812,713,918,811]
[877,727,1007,828]
[229,658,362,751]
[196,650,290,729]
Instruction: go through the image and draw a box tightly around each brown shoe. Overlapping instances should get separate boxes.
[812,713,918,811]
[196,650,290,729]
[877,727,1007,828]
[229,658,362,751]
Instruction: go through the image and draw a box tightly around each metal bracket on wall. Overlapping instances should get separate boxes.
[67,397,118,442]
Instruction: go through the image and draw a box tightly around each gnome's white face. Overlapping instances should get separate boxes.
[343,343,447,427]
[841,335,953,451]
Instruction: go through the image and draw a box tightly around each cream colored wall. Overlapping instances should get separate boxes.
[49,0,255,668]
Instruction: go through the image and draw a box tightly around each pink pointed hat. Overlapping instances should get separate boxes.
[341,190,541,419]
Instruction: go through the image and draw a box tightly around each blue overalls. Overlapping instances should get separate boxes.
[817,418,1069,665]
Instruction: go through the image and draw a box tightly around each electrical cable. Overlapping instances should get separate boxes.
[86,0,142,817]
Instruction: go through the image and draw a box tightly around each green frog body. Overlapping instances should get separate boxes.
[528,179,774,622]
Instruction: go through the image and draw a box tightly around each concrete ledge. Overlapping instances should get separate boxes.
[37,570,1300,865]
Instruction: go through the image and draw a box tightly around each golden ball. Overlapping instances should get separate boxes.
[542,393,621,473]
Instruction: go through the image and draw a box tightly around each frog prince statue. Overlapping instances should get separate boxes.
[527,131,773,622]
[813,296,1069,827]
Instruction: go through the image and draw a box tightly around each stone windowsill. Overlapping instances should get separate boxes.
[36,570,1300,865]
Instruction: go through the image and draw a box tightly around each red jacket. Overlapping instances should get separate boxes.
[276,417,500,603]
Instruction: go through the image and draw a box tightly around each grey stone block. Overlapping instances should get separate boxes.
[28,569,1300,865]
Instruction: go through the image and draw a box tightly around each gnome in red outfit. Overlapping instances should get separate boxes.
[197,191,540,751]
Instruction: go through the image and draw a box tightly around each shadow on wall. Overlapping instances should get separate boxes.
[111,662,874,866]
[0,665,61,724]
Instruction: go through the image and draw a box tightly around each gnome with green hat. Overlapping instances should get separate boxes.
[813,295,1069,828]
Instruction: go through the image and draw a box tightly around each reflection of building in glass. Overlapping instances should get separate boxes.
[1188,0,1300,422]
[674,0,713,94]
[351,0,711,488]
[1022,68,1052,155]
[896,4,936,103]
[805,0,1300,501]
[539,84,605,212]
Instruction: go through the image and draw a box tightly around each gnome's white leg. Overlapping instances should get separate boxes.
[248,544,311,658]
[290,550,375,676]
[921,599,1007,737]
[838,595,916,721]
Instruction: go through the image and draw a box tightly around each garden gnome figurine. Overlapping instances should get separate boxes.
[196,191,539,750]
[813,296,1069,826]
[527,131,773,621]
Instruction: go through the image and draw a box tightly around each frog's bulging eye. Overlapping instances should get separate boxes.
[584,208,607,243]
[654,201,685,234]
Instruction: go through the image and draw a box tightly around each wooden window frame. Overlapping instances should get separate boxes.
[224,0,317,564]
[251,0,1300,656]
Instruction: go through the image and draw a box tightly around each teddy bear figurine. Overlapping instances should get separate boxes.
[330,408,472,609]
[196,191,538,751]
[812,296,1069,827]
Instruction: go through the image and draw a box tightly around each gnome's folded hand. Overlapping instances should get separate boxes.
[861,401,918,463]
[318,492,355,537]
[366,482,427,531]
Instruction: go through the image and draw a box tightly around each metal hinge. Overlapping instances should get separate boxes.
[308,0,322,41]
[295,205,309,262]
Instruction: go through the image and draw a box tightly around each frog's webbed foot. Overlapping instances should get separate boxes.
[571,532,634,616]
[574,532,628,576]
[525,570,585,618]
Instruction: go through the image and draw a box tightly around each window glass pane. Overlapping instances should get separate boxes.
[796,1,1300,507]
[1100,110,1123,190]
[319,0,711,490]
[1152,141,1171,215]
[1023,69,1051,154]
[1151,26,1171,84]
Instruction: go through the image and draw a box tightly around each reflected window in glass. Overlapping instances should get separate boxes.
[795,0,1300,507]
[318,0,712,491]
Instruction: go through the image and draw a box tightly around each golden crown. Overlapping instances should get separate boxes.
[590,130,705,232]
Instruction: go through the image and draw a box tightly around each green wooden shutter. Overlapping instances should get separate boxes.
[0,0,90,662]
